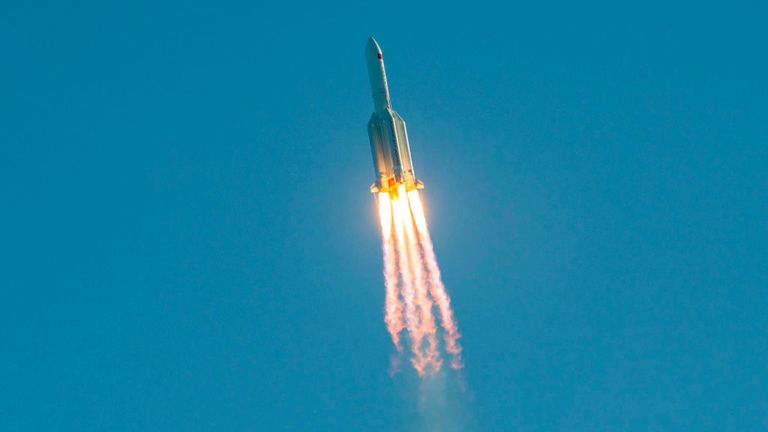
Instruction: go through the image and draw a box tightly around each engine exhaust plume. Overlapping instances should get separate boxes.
[408,190,463,369]
[375,187,463,376]
[377,192,403,351]
[391,192,427,374]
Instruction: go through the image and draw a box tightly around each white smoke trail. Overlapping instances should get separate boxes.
[398,189,442,374]
[377,193,403,351]
[408,190,463,369]
[391,192,427,375]
[376,188,463,376]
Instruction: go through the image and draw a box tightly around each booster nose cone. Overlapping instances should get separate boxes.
[365,36,390,112]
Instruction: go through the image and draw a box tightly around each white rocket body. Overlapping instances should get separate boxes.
[365,37,423,194]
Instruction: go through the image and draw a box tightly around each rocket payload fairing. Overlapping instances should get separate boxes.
[365,37,424,194]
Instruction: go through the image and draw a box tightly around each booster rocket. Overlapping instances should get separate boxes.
[365,37,424,194]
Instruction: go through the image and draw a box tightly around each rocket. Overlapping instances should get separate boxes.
[365,37,424,194]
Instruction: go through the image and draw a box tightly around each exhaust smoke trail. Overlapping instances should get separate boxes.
[376,187,463,377]
[391,192,427,374]
[377,193,403,351]
[408,190,463,369]
[399,190,442,373]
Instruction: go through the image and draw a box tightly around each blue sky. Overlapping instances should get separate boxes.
[2,1,766,430]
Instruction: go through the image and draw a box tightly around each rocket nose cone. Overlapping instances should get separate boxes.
[366,36,390,110]
[366,37,382,61]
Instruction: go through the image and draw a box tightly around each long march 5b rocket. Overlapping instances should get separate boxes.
[366,37,424,194]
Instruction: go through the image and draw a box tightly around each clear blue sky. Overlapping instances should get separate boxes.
[2,1,766,430]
